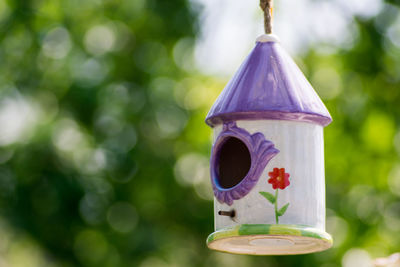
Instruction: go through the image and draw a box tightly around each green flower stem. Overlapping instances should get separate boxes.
[274,189,279,224]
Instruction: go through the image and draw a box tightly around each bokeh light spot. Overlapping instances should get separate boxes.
[156,106,187,138]
[174,153,209,186]
[361,112,395,153]
[342,248,372,267]
[383,201,400,232]
[326,215,348,248]
[71,57,109,86]
[42,26,72,59]
[74,230,108,265]
[52,119,86,153]
[84,24,116,56]
[0,94,39,146]
[107,202,138,233]
[388,165,400,197]
[312,67,342,100]
[79,193,108,225]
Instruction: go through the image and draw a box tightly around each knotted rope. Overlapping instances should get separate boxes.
[260,0,273,34]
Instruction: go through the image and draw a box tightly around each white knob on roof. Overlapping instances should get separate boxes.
[256,34,280,43]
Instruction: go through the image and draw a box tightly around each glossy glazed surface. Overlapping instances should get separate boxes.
[206,40,332,127]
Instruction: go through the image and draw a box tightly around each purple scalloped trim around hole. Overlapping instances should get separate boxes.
[210,122,279,205]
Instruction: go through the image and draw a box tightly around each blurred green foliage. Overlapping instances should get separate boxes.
[0,0,399,266]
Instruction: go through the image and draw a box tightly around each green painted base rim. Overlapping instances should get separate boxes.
[207,224,333,255]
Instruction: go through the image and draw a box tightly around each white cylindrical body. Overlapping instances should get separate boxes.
[213,120,326,231]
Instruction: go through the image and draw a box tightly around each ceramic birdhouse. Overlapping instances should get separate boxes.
[205,34,333,255]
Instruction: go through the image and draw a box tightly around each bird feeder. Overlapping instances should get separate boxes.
[205,0,333,255]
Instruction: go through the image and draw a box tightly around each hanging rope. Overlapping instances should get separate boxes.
[260,0,273,34]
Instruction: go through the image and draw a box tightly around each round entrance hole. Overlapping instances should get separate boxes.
[216,137,251,189]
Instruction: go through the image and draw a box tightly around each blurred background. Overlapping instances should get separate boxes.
[0,0,399,266]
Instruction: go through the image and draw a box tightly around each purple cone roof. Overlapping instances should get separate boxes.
[206,37,332,127]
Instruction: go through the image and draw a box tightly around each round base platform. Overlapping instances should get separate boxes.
[207,224,332,255]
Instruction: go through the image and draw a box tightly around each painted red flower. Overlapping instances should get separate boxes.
[268,168,290,190]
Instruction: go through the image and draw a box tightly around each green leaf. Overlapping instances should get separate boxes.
[259,191,275,204]
[277,203,290,217]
